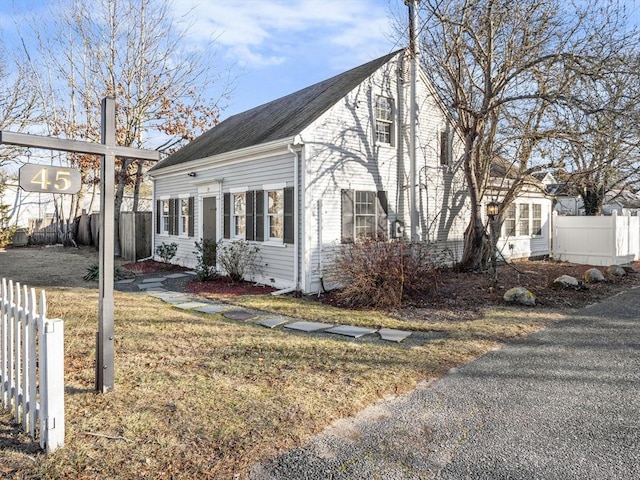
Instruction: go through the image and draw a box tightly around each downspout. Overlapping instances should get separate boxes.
[288,141,300,291]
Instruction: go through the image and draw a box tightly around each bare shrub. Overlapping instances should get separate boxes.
[328,238,440,309]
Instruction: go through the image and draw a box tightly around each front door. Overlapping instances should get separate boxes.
[202,197,217,242]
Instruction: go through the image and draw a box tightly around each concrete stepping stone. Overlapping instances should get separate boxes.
[160,295,192,304]
[138,282,164,290]
[379,328,412,343]
[142,277,167,283]
[165,273,189,279]
[174,301,210,310]
[256,317,289,329]
[115,278,136,284]
[326,325,378,338]
[284,321,333,332]
[147,291,182,298]
[194,304,230,314]
[223,310,257,321]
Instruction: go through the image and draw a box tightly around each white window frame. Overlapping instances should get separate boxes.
[160,199,170,235]
[232,192,246,238]
[179,197,190,236]
[502,202,544,238]
[503,204,516,237]
[354,191,377,239]
[266,189,284,241]
[375,95,393,145]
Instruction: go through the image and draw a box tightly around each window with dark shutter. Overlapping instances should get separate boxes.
[376,191,388,239]
[188,197,195,237]
[440,126,452,166]
[283,187,294,244]
[341,189,354,243]
[246,190,255,241]
[168,198,179,235]
[156,200,161,234]
[223,192,231,239]
[255,190,265,242]
[342,189,388,242]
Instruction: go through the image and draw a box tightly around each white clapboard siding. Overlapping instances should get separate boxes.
[0,278,65,453]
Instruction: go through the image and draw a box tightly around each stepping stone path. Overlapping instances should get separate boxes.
[119,273,424,344]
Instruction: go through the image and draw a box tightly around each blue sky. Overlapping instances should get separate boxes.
[1,0,407,120]
[171,0,406,117]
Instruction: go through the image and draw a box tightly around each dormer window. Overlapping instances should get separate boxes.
[375,95,393,145]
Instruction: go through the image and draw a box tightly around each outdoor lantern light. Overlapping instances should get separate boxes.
[486,201,500,220]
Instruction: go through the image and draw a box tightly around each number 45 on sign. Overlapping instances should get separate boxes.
[19,164,82,194]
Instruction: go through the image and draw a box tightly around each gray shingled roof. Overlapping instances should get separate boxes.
[150,50,402,172]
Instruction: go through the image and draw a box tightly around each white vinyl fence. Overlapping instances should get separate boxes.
[553,211,640,266]
[0,278,65,453]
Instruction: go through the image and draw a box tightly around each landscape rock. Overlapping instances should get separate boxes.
[621,263,639,274]
[503,287,536,306]
[607,265,626,277]
[553,275,580,289]
[583,268,605,283]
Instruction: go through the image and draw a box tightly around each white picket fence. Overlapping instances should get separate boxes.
[0,278,65,453]
[553,211,640,266]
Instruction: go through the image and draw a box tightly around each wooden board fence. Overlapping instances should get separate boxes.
[0,278,65,453]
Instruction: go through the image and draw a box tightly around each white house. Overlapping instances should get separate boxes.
[148,49,470,294]
[484,162,554,261]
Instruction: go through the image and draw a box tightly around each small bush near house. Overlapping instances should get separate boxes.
[329,238,440,309]
[155,241,178,264]
[193,238,219,281]
[217,240,261,283]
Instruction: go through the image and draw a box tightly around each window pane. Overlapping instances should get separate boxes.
[532,203,542,235]
[234,193,245,214]
[375,96,392,121]
[269,216,283,238]
[518,204,530,235]
[503,204,516,237]
[268,191,283,214]
[355,191,376,214]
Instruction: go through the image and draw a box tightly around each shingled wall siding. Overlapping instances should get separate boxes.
[153,152,296,288]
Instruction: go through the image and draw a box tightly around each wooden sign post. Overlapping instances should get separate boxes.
[0,97,160,393]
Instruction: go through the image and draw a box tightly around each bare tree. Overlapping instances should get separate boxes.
[23,0,230,253]
[555,53,640,215]
[408,0,638,271]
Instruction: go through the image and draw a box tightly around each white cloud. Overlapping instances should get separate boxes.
[171,0,397,68]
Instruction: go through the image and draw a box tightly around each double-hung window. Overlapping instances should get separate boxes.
[233,193,246,238]
[503,204,516,237]
[341,189,388,243]
[375,96,393,144]
[179,198,190,235]
[160,200,169,234]
[532,204,542,236]
[354,191,377,239]
[501,202,543,237]
[267,190,284,240]
[518,204,530,236]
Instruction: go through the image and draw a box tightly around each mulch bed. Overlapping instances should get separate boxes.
[121,258,640,315]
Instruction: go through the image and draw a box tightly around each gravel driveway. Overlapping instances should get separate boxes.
[249,287,640,479]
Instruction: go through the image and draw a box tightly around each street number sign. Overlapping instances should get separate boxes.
[19,164,82,194]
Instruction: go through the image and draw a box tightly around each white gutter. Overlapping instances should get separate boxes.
[288,141,301,292]
[148,137,294,178]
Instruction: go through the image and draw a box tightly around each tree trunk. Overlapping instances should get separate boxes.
[582,189,603,216]
[132,160,144,212]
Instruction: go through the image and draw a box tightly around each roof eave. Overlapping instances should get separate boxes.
[148,136,298,178]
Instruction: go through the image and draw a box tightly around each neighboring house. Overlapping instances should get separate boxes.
[484,161,554,261]
[601,190,640,216]
[148,49,470,294]
[551,184,640,217]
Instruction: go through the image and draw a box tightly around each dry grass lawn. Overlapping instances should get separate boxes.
[0,246,632,479]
